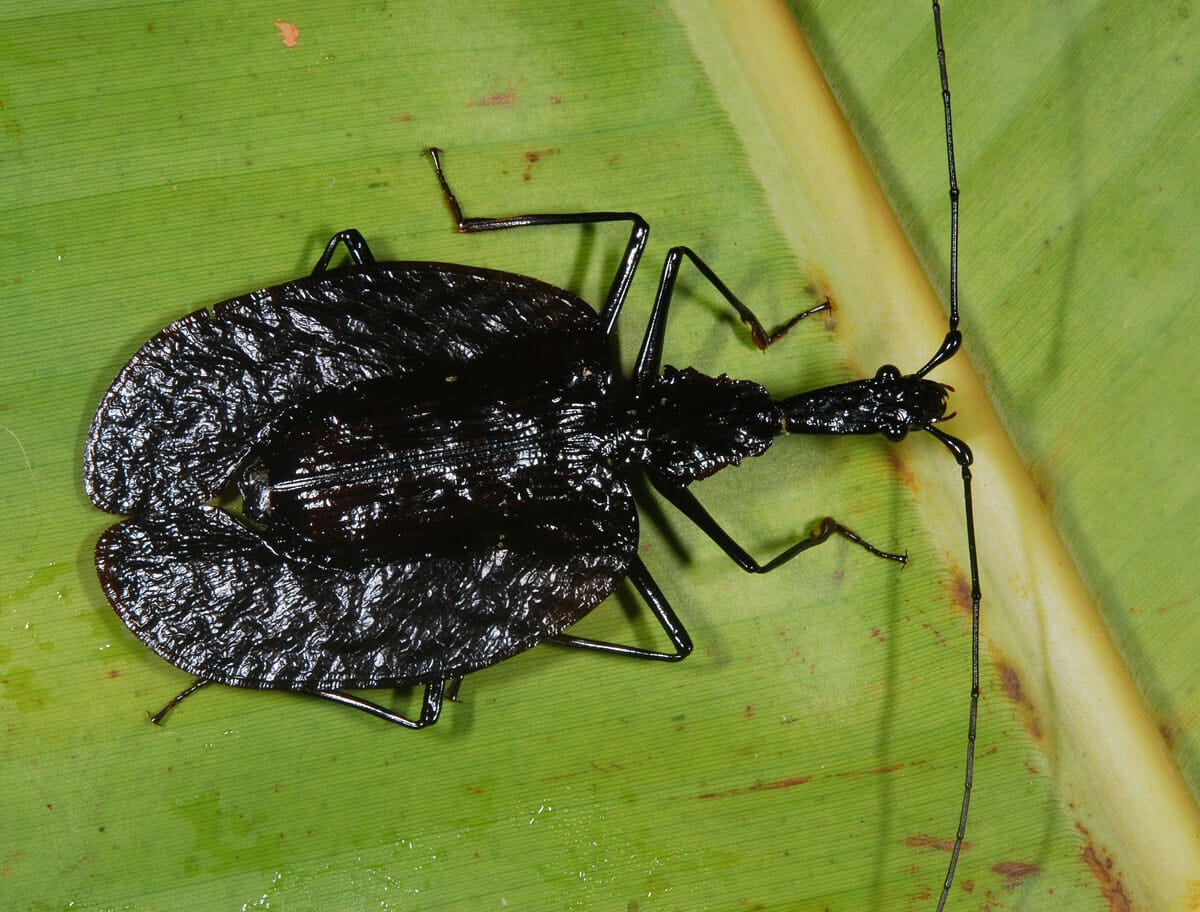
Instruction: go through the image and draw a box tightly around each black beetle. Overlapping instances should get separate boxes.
[86,2,979,905]
[83,144,964,727]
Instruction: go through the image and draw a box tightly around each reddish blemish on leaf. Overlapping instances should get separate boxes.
[905,834,970,853]
[274,21,299,48]
[522,149,557,181]
[952,570,973,617]
[886,446,918,491]
[996,657,1043,740]
[468,88,517,108]
[837,761,907,779]
[1080,844,1133,912]
[992,861,1042,889]
[696,775,811,799]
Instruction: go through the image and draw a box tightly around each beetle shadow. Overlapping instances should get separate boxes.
[565,222,604,308]
[676,271,780,357]
[627,472,692,566]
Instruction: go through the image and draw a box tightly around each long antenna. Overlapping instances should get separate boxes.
[935,1,960,335]
[915,0,963,379]
[926,4,982,911]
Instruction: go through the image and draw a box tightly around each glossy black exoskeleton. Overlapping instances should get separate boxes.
[84,163,945,721]
[86,4,978,907]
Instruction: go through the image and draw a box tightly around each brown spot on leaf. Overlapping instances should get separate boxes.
[522,148,557,181]
[992,861,1041,889]
[1159,721,1178,750]
[1029,462,1055,509]
[952,570,974,617]
[696,775,811,799]
[996,657,1043,740]
[838,761,907,779]
[886,447,918,491]
[1076,823,1133,912]
[905,834,969,853]
[468,88,517,108]
[1081,846,1132,912]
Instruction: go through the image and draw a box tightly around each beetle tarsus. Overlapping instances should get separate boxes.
[150,678,210,726]
[651,481,907,575]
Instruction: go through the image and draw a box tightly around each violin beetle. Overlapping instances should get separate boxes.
[86,3,978,905]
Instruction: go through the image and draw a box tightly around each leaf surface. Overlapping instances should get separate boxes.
[1,2,1195,910]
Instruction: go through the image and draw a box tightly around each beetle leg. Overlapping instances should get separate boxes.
[425,147,647,337]
[548,557,693,661]
[148,678,447,729]
[651,476,907,573]
[307,679,446,729]
[312,229,377,274]
[634,246,828,388]
[149,677,211,725]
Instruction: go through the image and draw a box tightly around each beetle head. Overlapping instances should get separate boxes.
[869,365,951,441]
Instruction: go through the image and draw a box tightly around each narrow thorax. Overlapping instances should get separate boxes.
[626,363,951,486]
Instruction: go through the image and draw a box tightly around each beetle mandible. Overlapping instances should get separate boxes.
[86,2,978,907]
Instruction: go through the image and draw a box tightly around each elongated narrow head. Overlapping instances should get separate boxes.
[779,365,950,441]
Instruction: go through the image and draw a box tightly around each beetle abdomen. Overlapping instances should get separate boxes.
[242,367,618,560]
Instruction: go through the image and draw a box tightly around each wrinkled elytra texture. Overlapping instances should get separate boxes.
[85,264,606,514]
[86,264,639,689]
[96,506,633,688]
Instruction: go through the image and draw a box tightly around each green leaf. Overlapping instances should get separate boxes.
[1,2,1195,910]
